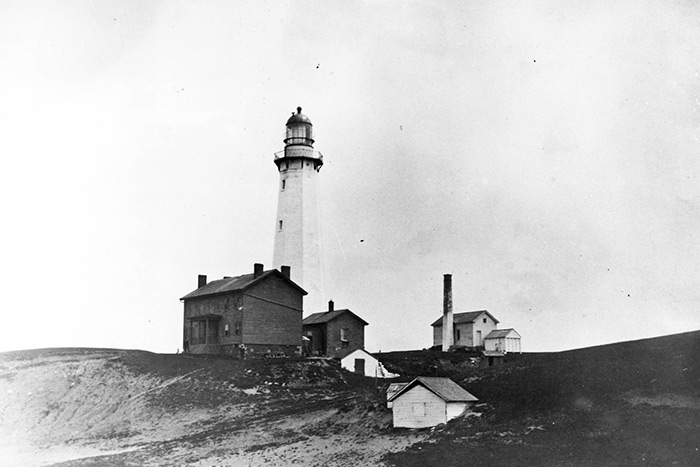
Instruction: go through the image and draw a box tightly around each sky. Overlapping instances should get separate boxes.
[1,0,699,353]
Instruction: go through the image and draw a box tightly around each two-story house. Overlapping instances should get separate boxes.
[180,263,306,356]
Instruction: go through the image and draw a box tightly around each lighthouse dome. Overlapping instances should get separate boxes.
[284,107,314,147]
[286,107,312,125]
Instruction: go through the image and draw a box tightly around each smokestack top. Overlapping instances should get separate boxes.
[328,300,334,312]
[280,265,291,278]
[198,275,207,288]
[442,273,454,351]
[443,274,453,309]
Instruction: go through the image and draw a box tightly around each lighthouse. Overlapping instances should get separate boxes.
[272,107,325,312]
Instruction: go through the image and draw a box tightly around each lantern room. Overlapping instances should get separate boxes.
[284,107,314,147]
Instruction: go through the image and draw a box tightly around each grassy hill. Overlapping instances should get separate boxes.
[1,330,698,466]
[379,331,700,466]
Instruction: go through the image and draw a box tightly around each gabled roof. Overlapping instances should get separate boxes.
[388,377,478,403]
[387,382,408,401]
[180,270,307,301]
[431,310,499,327]
[303,309,369,326]
[338,348,376,361]
[484,328,521,339]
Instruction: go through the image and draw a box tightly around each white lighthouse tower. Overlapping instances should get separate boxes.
[272,107,325,311]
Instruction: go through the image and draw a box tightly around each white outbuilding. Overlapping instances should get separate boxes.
[340,349,399,378]
[483,328,522,353]
[388,377,478,428]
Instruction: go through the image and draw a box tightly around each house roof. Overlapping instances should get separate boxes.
[484,328,521,339]
[303,309,369,326]
[386,382,408,401]
[388,377,478,403]
[338,348,376,361]
[180,270,307,301]
[431,310,499,327]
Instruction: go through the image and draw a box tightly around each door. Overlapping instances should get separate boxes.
[476,330,482,347]
[354,358,365,375]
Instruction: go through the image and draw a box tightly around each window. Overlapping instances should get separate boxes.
[235,321,241,335]
[483,318,487,323]
[412,402,425,417]
[281,179,286,190]
[456,329,461,341]
[279,220,283,231]
[340,328,349,342]
[224,324,230,336]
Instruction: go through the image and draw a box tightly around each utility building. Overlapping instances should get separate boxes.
[389,377,478,428]
[272,107,325,312]
[302,301,368,358]
[180,263,306,356]
[484,328,522,353]
[432,310,500,350]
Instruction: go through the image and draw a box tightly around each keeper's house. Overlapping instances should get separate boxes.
[388,377,478,428]
[180,263,306,356]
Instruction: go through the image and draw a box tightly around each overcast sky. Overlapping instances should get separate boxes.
[1,0,698,353]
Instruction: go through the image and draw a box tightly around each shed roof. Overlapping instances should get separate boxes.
[386,382,408,401]
[484,328,521,339]
[303,309,369,326]
[431,310,499,327]
[338,348,376,361]
[388,377,478,403]
[180,269,307,301]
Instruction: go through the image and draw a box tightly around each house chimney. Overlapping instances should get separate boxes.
[442,274,454,351]
[198,275,207,288]
[254,263,264,278]
[328,300,334,312]
[280,265,291,278]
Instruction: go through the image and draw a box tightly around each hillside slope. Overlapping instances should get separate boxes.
[0,349,422,467]
[2,330,698,466]
[381,330,700,466]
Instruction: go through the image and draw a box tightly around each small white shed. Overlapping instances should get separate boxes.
[388,377,478,428]
[340,349,399,378]
[484,328,522,353]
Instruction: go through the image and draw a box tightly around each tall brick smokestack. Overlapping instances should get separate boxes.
[442,274,454,351]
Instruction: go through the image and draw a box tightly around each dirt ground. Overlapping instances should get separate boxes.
[0,349,427,467]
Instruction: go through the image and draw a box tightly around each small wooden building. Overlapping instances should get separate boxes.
[388,377,478,428]
[484,328,522,353]
[180,263,306,356]
[340,349,398,378]
[302,301,368,358]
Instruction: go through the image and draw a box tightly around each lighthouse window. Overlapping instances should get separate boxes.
[281,179,286,190]
[279,220,283,231]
